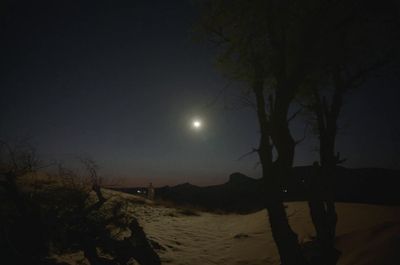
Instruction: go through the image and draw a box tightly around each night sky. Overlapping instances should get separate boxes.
[1,0,399,186]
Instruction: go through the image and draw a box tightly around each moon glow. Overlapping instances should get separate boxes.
[192,119,202,130]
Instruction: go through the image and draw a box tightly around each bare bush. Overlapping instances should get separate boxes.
[1,145,161,265]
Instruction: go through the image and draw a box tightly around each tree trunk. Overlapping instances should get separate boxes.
[306,87,342,264]
[253,78,308,265]
[267,198,307,265]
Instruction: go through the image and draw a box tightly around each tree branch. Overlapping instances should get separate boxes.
[237,148,258,161]
[287,108,303,123]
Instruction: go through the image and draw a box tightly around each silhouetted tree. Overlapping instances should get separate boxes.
[0,140,49,264]
[199,1,399,264]
[300,1,400,263]
[198,1,344,264]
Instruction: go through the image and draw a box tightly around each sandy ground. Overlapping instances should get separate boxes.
[139,203,400,265]
[59,190,400,265]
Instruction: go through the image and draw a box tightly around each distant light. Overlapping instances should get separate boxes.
[137,190,141,193]
[283,189,288,193]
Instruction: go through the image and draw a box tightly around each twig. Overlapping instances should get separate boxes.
[237,148,258,161]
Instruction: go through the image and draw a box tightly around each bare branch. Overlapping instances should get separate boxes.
[80,157,106,205]
[237,148,258,161]
[295,123,310,145]
[344,57,391,90]
[204,81,233,109]
[287,108,303,123]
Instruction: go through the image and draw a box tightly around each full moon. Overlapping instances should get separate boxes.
[192,119,202,130]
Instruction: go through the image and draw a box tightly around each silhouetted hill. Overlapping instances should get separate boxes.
[155,173,264,213]
[114,167,400,213]
[228,172,255,184]
[331,167,400,204]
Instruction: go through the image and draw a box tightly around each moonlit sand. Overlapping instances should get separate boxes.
[54,190,400,265]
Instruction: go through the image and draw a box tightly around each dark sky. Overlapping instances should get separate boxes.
[1,0,399,186]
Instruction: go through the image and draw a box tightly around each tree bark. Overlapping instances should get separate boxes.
[306,80,343,264]
[253,78,308,265]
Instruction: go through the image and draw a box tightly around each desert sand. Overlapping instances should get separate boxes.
[57,190,400,265]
